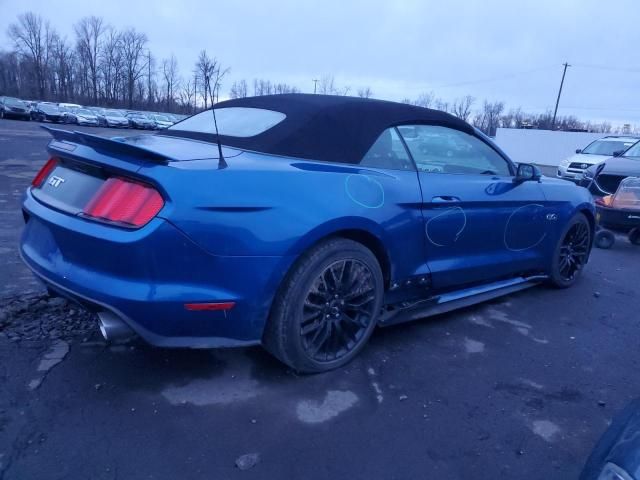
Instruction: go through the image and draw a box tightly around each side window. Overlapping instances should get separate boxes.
[360,128,414,170]
[399,125,511,176]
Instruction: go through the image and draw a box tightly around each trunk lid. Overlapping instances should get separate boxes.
[33,127,241,225]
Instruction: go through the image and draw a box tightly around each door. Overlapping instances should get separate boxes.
[398,125,549,289]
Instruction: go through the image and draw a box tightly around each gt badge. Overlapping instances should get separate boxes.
[48,175,65,188]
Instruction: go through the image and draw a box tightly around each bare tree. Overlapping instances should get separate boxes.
[74,16,105,103]
[451,95,474,121]
[473,100,505,136]
[317,75,335,95]
[120,28,147,108]
[146,50,156,107]
[7,12,56,98]
[357,86,373,98]
[161,55,180,109]
[413,92,435,108]
[195,50,216,108]
[50,35,75,101]
[179,75,197,112]
[99,27,124,105]
[229,79,248,98]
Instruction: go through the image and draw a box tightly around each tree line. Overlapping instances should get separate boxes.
[0,12,625,135]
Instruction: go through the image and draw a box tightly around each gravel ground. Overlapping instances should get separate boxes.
[1,119,639,480]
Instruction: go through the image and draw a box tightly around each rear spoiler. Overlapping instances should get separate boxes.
[41,126,171,164]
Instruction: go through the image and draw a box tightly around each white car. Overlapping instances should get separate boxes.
[557,135,639,181]
[150,114,173,129]
[71,108,99,126]
[99,109,130,128]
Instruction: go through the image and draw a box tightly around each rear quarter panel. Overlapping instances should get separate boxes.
[140,151,426,284]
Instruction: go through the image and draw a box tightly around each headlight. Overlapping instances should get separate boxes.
[597,462,633,480]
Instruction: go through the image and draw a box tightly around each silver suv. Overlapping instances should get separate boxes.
[557,135,639,181]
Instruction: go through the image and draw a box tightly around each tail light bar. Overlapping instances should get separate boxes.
[82,178,164,228]
[31,159,163,228]
[32,157,58,187]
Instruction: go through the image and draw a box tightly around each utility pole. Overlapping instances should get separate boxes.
[312,79,318,94]
[551,62,570,130]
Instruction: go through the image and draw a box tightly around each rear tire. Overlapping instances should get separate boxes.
[628,228,640,246]
[595,230,615,249]
[548,213,591,288]
[263,238,384,373]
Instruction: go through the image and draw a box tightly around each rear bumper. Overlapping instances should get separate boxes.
[4,111,30,119]
[20,189,290,348]
[596,205,640,232]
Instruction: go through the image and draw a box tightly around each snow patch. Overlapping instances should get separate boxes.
[531,420,561,442]
[464,338,485,354]
[296,390,358,424]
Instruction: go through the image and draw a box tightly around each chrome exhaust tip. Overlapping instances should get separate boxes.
[97,311,135,343]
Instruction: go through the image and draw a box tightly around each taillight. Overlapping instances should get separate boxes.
[32,157,58,187]
[83,177,164,228]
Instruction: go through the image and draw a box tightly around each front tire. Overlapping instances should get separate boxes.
[628,228,640,246]
[548,213,591,288]
[263,238,384,373]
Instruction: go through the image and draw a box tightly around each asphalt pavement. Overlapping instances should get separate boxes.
[0,118,639,480]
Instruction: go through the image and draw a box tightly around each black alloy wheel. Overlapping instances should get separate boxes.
[558,217,590,282]
[549,213,591,288]
[301,259,377,363]
[264,238,384,373]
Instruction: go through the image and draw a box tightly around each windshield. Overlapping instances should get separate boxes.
[622,142,640,158]
[582,139,637,156]
[154,115,170,121]
[4,97,24,106]
[170,107,286,137]
[106,110,125,117]
[39,104,59,113]
[76,109,93,116]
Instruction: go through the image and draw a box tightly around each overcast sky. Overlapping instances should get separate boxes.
[1,0,639,124]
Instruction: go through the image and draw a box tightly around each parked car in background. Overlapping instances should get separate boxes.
[126,112,155,129]
[149,114,173,129]
[581,141,640,196]
[58,102,82,111]
[557,135,639,181]
[21,94,595,373]
[30,103,64,123]
[0,96,31,120]
[97,109,130,128]
[67,108,99,126]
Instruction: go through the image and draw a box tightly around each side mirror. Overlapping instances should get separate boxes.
[612,150,623,157]
[575,149,582,154]
[514,163,541,183]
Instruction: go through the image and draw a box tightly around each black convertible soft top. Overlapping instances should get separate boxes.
[164,94,474,164]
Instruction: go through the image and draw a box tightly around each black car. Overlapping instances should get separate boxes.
[30,103,64,123]
[0,96,31,120]
[581,143,640,197]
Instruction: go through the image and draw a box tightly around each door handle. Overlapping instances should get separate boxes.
[431,195,461,203]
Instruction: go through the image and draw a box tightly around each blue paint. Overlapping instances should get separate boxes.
[345,174,385,209]
[20,130,594,348]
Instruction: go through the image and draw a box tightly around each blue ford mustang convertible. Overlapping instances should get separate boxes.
[20,94,594,372]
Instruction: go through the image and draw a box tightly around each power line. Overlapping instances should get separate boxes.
[432,65,557,89]
[572,63,640,74]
